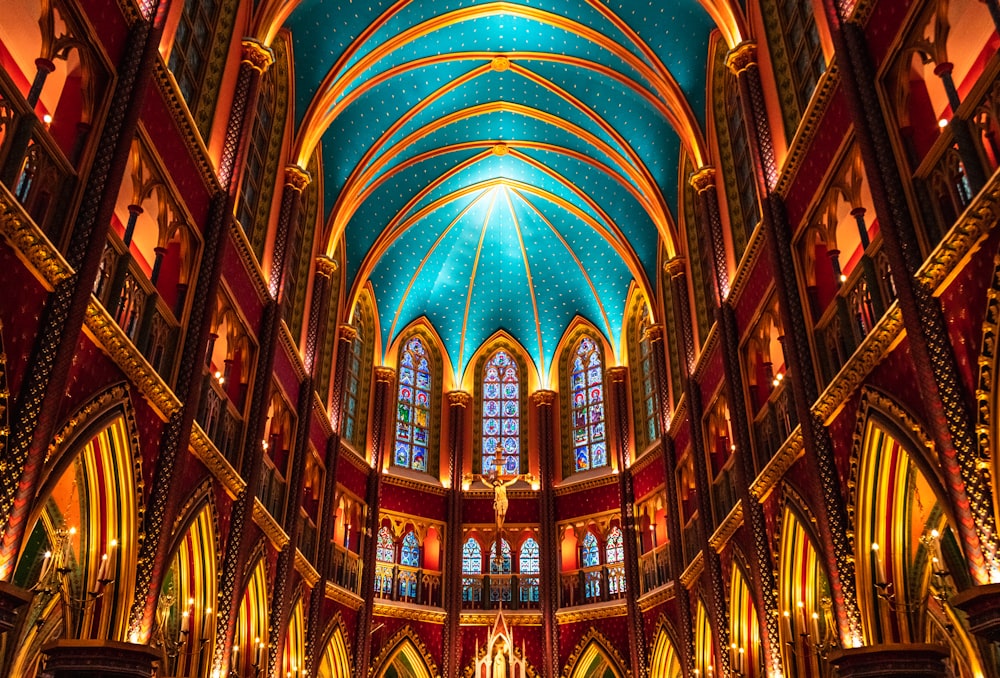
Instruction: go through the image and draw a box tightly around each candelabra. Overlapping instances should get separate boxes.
[155,583,213,677]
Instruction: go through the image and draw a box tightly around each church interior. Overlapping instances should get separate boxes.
[1,0,1000,676]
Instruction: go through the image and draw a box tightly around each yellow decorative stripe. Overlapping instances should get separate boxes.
[189,424,246,498]
[252,497,290,549]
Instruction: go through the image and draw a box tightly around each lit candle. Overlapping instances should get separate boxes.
[97,553,109,581]
[797,600,806,635]
[811,611,820,641]
[872,542,885,583]
[782,610,792,643]
[256,637,263,666]
[181,610,190,634]
[738,647,744,674]
[232,643,239,667]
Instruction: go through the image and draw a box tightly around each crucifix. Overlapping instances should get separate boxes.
[477,442,526,564]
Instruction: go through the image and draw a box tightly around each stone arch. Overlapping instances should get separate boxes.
[563,627,628,678]
[371,625,438,678]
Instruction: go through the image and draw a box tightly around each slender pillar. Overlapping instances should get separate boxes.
[645,326,695,675]
[821,0,1000,587]
[607,367,648,678]
[727,40,863,645]
[210,163,308,675]
[532,389,560,678]
[443,390,470,678]
[690,168,783,677]
[305,321,356,676]
[665,260,732,678]
[355,366,395,677]
[0,4,167,582]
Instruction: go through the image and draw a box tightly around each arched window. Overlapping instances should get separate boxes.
[343,322,366,446]
[394,337,432,472]
[726,78,759,244]
[167,0,225,129]
[519,538,540,603]
[570,337,607,472]
[462,538,482,602]
[375,526,395,563]
[764,0,827,134]
[490,539,513,602]
[606,527,624,564]
[400,531,420,568]
[629,303,660,450]
[581,532,600,568]
[482,349,520,475]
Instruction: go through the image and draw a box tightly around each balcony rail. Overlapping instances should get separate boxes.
[0,69,76,240]
[92,236,180,383]
[325,543,362,596]
[638,544,671,594]
[557,564,626,608]
[682,518,700,565]
[813,239,896,385]
[297,512,317,563]
[373,563,442,607]
[712,463,739,527]
[460,573,540,611]
[196,376,244,468]
[752,383,797,472]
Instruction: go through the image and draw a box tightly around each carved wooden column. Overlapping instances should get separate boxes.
[664,259,732,678]
[305,322,356,675]
[645,326,695,676]
[210,163,308,675]
[355,366,395,677]
[727,40,863,645]
[267,255,338,676]
[690,168,782,676]
[443,390,470,678]
[532,389,560,678]
[821,0,999,588]
[0,4,167,581]
[607,367,648,678]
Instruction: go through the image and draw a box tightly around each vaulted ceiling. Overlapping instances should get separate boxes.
[279,0,739,380]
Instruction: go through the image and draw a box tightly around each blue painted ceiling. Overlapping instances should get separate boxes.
[284,0,715,379]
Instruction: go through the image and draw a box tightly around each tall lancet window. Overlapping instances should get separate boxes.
[482,349,520,474]
[571,336,607,471]
[395,337,431,472]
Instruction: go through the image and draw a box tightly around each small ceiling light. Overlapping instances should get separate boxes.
[839,273,847,283]
[42,114,52,124]
[938,118,949,128]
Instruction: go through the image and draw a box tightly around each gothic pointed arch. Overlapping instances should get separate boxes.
[281,595,306,677]
[729,553,763,678]
[231,546,271,677]
[563,627,628,678]
[9,384,143,674]
[466,332,533,476]
[370,625,438,678]
[649,617,684,678]
[316,613,352,678]
[624,288,660,453]
[556,318,613,479]
[342,286,375,452]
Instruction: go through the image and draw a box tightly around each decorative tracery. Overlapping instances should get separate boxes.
[481,349,520,475]
[462,538,482,602]
[570,336,607,472]
[400,531,420,568]
[519,538,540,603]
[395,337,432,472]
[376,526,394,563]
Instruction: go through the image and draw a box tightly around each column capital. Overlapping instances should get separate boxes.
[725,41,758,75]
[530,389,556,407]
[374,366,396,384]
[689,166,717,194]
[315,255,338,279]
[337,323,358,342]
[663,257,687,279]
[284,164,312,192]
[447,390,472,408]
[240,38,275,73]
[606,366,628,383]
[642,323,665,343]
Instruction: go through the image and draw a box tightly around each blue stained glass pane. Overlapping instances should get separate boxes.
[396,422,411,441]
[592,442,607,467]
[397,404,411,423]
[502,400,517,417]
[502,382,517,399]
[485,383,501,399]
[648,420,657,441]
[399,386,413,404]
[588,351,600,367]
[576,447,590,471]
[399,367,414,385]
[590,422,605,441]
[580,337,594,352]
[401,352,414,368]
[589,386,603,404]
[376,527,395,562]
[416,371,431,390]
[487,366,500,380]
[587,368,602,385]
[502,419,518,436]
[418,358,428,371]
[574,427,588,445]
[463,539,481,574]
[589,404,604,423]
[495,351,508,366]
[571,373,585,390]
[485,419,500,435]
[415,390,429,408]
[581,532,599,567]
[573,391,586,408]
[414,427,428,445]
[504,455,518,475]
[503,437,518,453]
[412,447,427,471]
[573,410,587,430]
[485,400,500,417]
[401,532,420,567]
[395,442,410,466]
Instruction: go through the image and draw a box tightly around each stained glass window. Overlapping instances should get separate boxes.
[462,538,482,602]
[400,531,420,568]
[570,337,607,472]
[376,527,395,563]
[581,532,600,568]
[638,308,659,446]
[395,337,431,472]
[606,527,624,564]
[168,0,221,108]
[490,539,512,602]
[519,538,540,603]
[482,350,520,475]
[343,323,364,445]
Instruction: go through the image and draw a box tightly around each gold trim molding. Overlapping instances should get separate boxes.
[252,497,290,549]
[373,601,446,624]
[749,426,804,501]
[459,611,543,625]
[325,581,363,609]
[679,552,704,588]
[554,601,628,624]
[0,188,72,289]
[189,424,246,498]
[709,500,743,552]
[294,550,321,588]
[638,581,676,612]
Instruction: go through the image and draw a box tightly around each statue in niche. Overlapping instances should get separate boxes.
[491,638,508,678]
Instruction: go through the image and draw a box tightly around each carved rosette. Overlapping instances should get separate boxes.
[240,38,275,74]
[726,41,758,75]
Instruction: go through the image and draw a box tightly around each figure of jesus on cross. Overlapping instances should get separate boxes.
[479,442,521,537]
